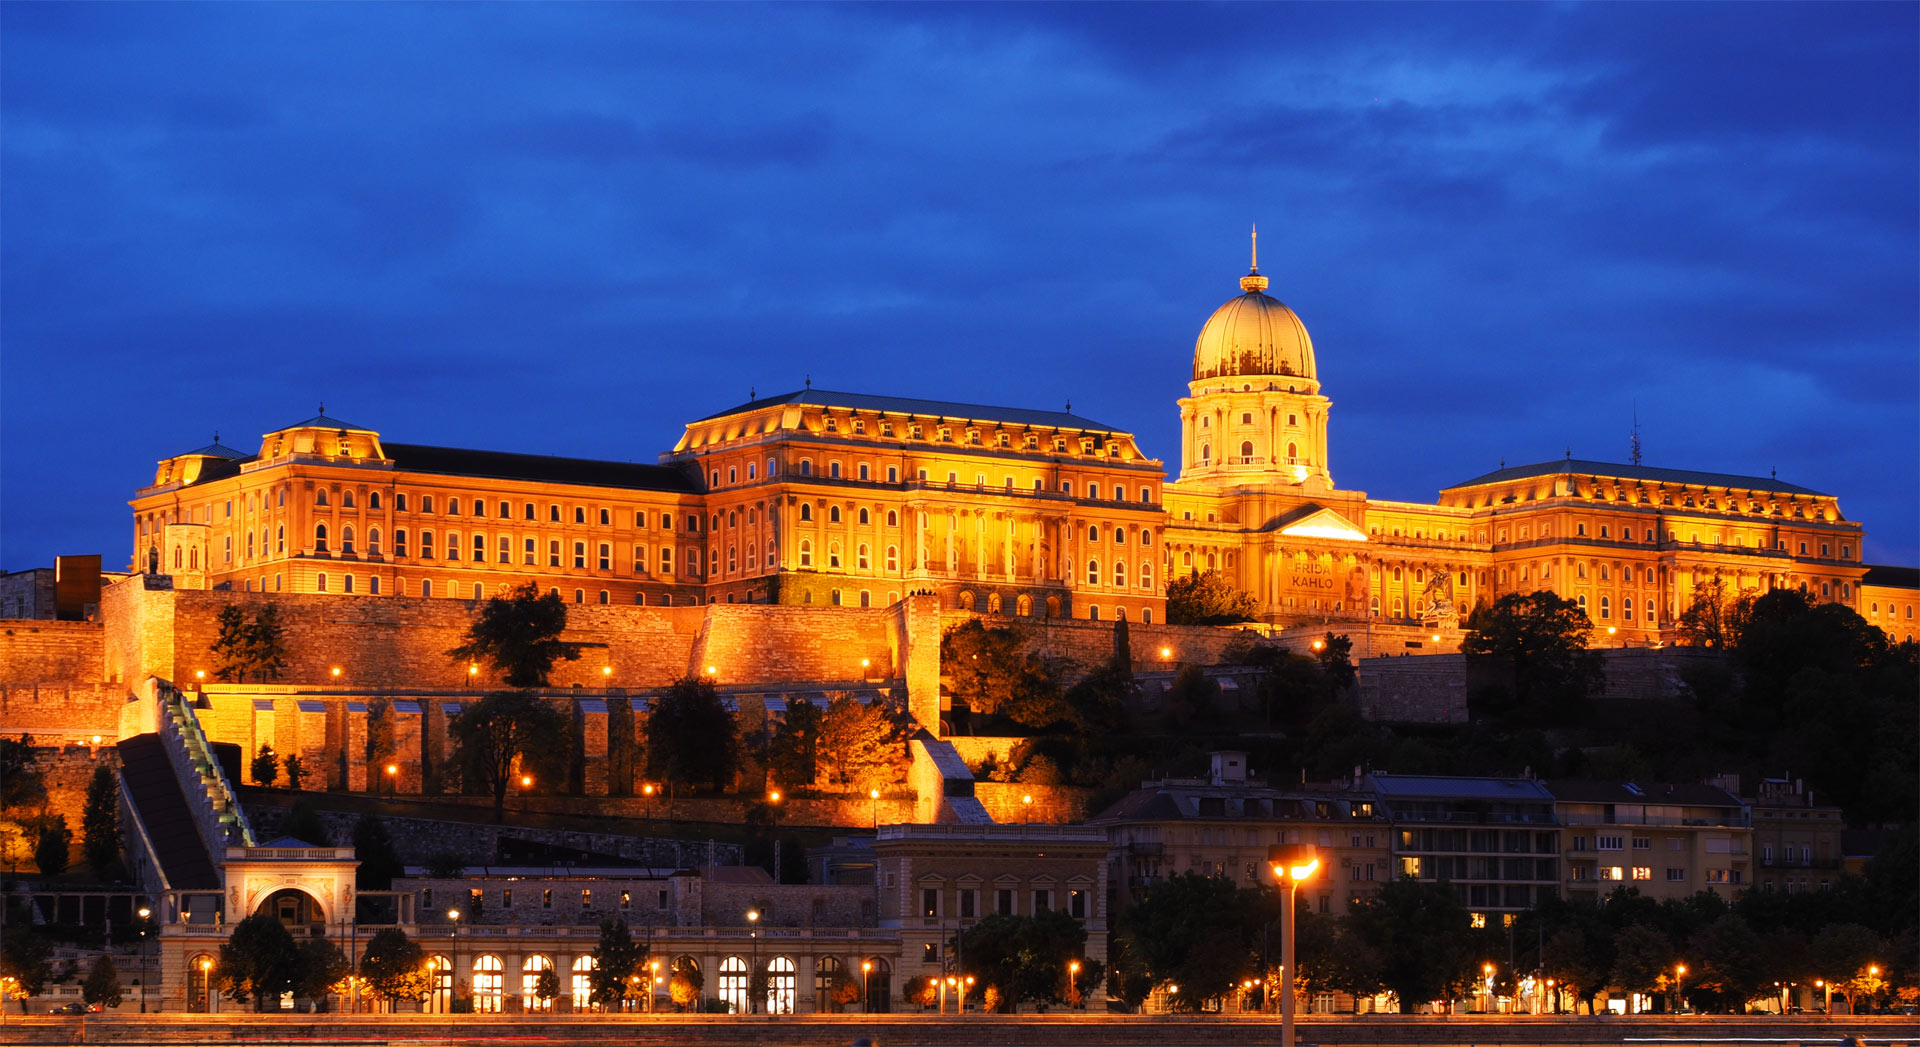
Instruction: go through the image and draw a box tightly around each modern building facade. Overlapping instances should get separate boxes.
[1546,780,1751,902]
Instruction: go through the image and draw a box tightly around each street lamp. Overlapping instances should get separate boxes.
[1268,844,1320,1047]
[1545,977,1557,1015]
[862,960,872,1013]
[649,960,660,1014]
[642,783,656,820]
[1068,960,1082,1009]
[1675,964,1687,1013]
[385,763,399,796]
[137,907,152,1013]
[1482,962,1496,1012]
[746,909,760,1014]
[448,909,462,1011]
[201,958,216,1014]
[869,788,881,829]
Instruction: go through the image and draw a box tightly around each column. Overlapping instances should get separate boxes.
[344,701,369,792]
[391,700,424,793]
[576,698,609,796]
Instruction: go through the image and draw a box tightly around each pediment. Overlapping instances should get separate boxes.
[1271,505,1368,542]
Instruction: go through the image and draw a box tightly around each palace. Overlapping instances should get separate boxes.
[128,250,1912,645]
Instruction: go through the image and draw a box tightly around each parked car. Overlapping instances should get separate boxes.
[51,1002,100,1015]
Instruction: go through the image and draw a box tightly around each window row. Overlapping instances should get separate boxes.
[348,492,689,531]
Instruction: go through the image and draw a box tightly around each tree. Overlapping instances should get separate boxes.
[645,676,741,792]
[217,913,300,1009]
[1063,660,1132,735]
[534,967,560,1009]
[1314,632,1357,695]
[283,754,306,790]
[1460,590,1602,722]
[668,956,703,1011]
[292,938,350,1004]
[1810,923,1886,1011]
[447,691,570,816]
[1163,665,1222,731]
[1676,577,1757,649]
[1609,923,1673,1002]
[588,917,646,1009]
[1344,877,1478,1012]
[1541,927,1608,1014]
[958,909,1088,1008]
[818,695,909,789]
[82,954,123,1009]
[1114,871,1263,1010]
[211,604,289,683]
[283,803,331,847]
[1165,570,1260,625]
[0,735,46,814]
[940,619,1062,725]
[0,928,52,1011]
[34,815,71,877]
[353,815,405,890]
[1689,914,1768,1010]
[251,745,279,787]
[447,581,582,687]
[81,764,121,879]
[765,697,823,788]
[358,928,431,1009]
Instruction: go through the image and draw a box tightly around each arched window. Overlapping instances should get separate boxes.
[571,955,597,1012]
[342,525,357,554]
[1240,441,1254,460]
[315,523,329,553]
[1088,525,1100,542]
[858,507,870,525]
[799,459,813,477]
[719,956,750,1014]
[858,544,870,570]
[316,572,328,592]
[830,505,842,524]
[987,592,1002,614]
[815,956,844,1014]
[522,955,553,1011]
[886,509,898,526]
[829,461,842,479]
[1141,564,1153,589]
[767,956,796,1015]
[1141,529,1152,547]
[425,955,454,1014]
[1599,596,1611,620]
[1087,559,1100,585]
[369,491,382,510]
[473,955,504,1012]
[422,580,432,597]
[799,540,813,568]
[369,528,381,555]
[728,546,738,572]
[277,525,285,553]
[1286,442,1299,462]
[766,539,776,568]
[474,583,484,601]
[342,490,356,509]
[1201,443,1210,462]
[800,504,813,522]
[1113,561,1126,587]
[1088,605,1101,620]
[315,488,329,507]
[829,542,842,569]
[1017,594,1033,616]
[1113,526,1126,543]
[885,545,898,571]
[246,532,255,558]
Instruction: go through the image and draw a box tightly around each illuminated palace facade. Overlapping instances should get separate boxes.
[130,257,1910,644]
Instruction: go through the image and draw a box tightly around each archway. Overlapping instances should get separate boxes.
[253,887,326,936]
[719,956,749,1013]
[767,955,796,1014]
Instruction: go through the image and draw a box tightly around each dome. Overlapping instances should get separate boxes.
[1192,270,1316,383]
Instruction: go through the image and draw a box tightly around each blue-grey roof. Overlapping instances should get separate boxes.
[273,412,374,433]
[1864,564,1920,590]
[694,388,1126,433]
[177,441,249,460]
[1367,773,1555,802]
[1444,458,1826,498]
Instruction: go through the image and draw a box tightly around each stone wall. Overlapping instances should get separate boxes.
[941,611,1262,673]
[1597,646,1726,701]
[4,743,118,873]
[0,620,104,683]
[0,683,124,742]
[689,604,896,684]
[1358,654,1472,724]
[102,580,711,690]
[972,781,1095,825]
[244,801,740,868]
[702,879,872,930]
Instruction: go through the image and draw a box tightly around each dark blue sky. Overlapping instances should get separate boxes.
[5,3,1916,571]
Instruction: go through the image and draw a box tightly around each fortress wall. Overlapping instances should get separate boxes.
[0,619,104,683]
[1358,654,1472,724]
[691,604,898,684]
[102,580,711,689]
[0,683,125,740]
[937,611,1261,673]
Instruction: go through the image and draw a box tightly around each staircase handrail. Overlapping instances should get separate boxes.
[158,683,257,849]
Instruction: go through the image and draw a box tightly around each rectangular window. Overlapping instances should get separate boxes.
[1666,868,1686,881]
[620,890,630,909]
[922,943,938,964]
[634,545,647,572]
[959,890,976,918]
[996,889,1014,915]
[1633,837,1651,850]
[1705,869,1728,884]
[524,537,535,565]
[1597,835,1624,850]
[660,548,673,572]
[542,890,553,909]
[922,888,939,918]
[887,466,899,483]
[1631,867,1652,880]
[601,508,611,526]
[582,889,593,909]
[1069,890,1085,918]
[599,543,612,571]
[1599,867,1623,881]
[573,541,586,568]
[1033,890,1051,913]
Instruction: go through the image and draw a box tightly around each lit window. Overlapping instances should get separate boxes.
[573,542,586,569]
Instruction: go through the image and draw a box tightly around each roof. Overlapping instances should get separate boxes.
[693,388,1125,433]
[271,412,375,432]
[1544,780,1741,807]
[1368,773,1555,802]
[1863,564,1920,590]
[1444,458,1827,498]
[1087,789,1186,823]
[175,441,249,460]
[384,444,699,493]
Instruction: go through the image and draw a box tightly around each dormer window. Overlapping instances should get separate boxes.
[824,417,838,433]
[881,422,894,437]
[853,420,866,435]
[997,432,1009,447]
[909,424,922,439]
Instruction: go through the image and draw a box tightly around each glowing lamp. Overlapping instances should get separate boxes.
[602,666,612,676]
[1311,639,1324,651]
[705,665,718,675]
[195,670,206,680]
[861,658,871,667]
[769,790,781,802]
[869,788,880,800]
[1268,843,1320,884]
[385,764,398,776]
[330,667,342,678]
[469,665,479,676]
[1159,647,1172,659]
[520,775,533,787]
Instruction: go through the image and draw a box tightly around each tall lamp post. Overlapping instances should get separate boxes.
[1268,844,1320,1047]
[447,909,462,1012]
[201,958,216,1014]
[862,960,872,1013]
[746,909,760,1014]
[1675,964,1687,1014]
[136,907,151,1013]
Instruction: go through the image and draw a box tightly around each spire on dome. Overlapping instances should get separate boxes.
[1240,224,1270,293]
